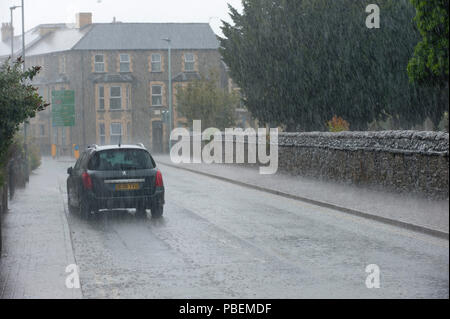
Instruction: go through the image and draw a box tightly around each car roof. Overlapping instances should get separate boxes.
[88,144,148,152]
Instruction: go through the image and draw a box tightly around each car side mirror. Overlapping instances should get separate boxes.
[67,167,73,175]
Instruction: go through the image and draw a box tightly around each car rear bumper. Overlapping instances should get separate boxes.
[86,189,164,210]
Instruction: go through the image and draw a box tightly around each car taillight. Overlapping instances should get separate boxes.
[82,172,93,190]
[155,170,163,187]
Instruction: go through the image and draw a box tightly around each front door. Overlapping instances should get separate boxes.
[152,121,163,153]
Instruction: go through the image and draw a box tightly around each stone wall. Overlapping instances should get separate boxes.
[275,131,448,199]
[192,130,448,199]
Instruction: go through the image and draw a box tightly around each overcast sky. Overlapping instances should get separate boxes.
[1,0,243,37]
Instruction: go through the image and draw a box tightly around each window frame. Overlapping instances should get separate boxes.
[110,122,122,145]
[151,53,161,72]
[98,85,105,110]
[151,85,163,106]
[119,53,130,72]
[127,122,131,142]
[184,53,195,72]
[60,55,66,74]
[94,54,105,73]
[99,123,106,145]
[109,86,122,110]
[126,85,130,109]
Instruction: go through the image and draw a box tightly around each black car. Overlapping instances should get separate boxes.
[67,144,164,219]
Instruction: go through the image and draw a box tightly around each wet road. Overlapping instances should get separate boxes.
[50,158,448,299]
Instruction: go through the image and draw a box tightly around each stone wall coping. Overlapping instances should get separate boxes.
[184,130,448,156]
[278,130,449,141]
[188,130,448,141]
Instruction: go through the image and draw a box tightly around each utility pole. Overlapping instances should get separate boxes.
[162,38,172,152]
[21,0,28,182]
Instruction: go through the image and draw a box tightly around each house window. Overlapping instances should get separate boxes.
[151,53,161,72]
[151,85,162,106]
[94,54,105,72]
[110,86,122,110]
[110,122,122,144]
[184,53,195,71]
[127,122,131,143]
[40,125,45,136]
[60,56,66,74]
[99,123,106,145]
[98,86,105,109]
[125,85,130,109]
[119,54,130,72]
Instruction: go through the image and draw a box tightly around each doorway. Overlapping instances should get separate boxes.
[152,121,163,153]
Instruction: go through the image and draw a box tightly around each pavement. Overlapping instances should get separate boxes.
[0,156,448,298]
[152,154,449,237]
[0,158,81,299]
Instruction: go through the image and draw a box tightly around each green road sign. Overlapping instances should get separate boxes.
[52,90,75,127]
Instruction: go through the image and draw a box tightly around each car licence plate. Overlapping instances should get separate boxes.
[115,183,140,191]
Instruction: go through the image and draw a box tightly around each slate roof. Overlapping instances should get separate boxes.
[0,23,76,58]
[0,22,219,58]
[89,73,135,83]
[172,71,202,82]
[73,23,220,50]
[25,27,91,56]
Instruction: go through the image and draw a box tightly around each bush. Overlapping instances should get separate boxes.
[327,116,350,132]
[0,58,47,183]
[28,141,41,171]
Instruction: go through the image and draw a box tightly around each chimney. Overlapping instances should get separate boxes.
[75,12,92,29]
[1,23,13,42]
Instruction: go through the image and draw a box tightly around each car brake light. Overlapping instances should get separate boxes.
[155,170,163,187]
[82,172,93,189]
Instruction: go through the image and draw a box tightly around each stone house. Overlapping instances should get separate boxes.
[0,13,232,155]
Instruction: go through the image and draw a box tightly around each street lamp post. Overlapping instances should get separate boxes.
[162,38,172,152]
[21,0,25,68]
[9,2,28,181]
[10,7,15,61]
[18,0,28,181]
[9,5,22,62]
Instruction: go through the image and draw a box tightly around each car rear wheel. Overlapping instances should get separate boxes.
[151,205,163,219]
[67,186,76,210]
[135,208,147,219]
[80,196,92,219]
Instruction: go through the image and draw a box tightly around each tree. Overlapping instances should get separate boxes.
[0,58,48,183]
[407,0,449,87]
[176,73,238,130]
[219,0,447,131]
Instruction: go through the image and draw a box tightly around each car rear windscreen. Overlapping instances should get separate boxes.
[88,149,155,171]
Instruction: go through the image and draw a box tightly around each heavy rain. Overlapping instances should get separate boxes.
[0,0,448,304]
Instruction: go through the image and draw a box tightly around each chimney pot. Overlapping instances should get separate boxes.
[1,22,13,42]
